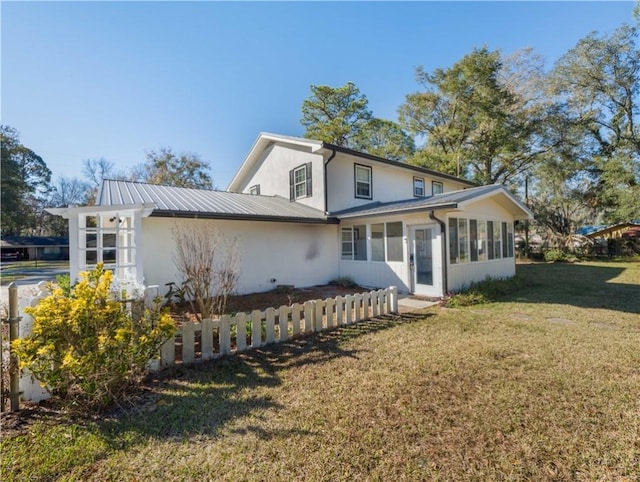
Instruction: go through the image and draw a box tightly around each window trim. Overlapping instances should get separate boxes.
[432,181,444,195]
[449,217,514,264]
[413,177,425,197]
[341,225,367,261]
[289,163,312,201]
[354,164,373,200]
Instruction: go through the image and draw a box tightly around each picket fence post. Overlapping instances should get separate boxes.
[7,283,20,412]
[390,286,399,313]
[304,301,314,333]
[236,312,247,352]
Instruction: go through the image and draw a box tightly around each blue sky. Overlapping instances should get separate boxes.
[2,1,636,190]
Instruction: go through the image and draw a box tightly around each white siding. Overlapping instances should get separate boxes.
[326,152,469,213]
[448,258,515,292]
[233,144,325,211]
[141,217,339,294]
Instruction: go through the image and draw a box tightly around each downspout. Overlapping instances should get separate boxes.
[323,148,337,214]
[429,211,448,296]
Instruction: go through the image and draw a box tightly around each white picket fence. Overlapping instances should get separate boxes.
[11,285,399,404]
[160,287,399,368]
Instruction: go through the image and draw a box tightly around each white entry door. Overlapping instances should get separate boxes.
[410,225,442,297]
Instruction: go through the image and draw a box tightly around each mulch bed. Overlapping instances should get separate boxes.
[170,284,371,319]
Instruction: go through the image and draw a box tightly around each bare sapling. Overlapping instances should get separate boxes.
[172,222,240,320]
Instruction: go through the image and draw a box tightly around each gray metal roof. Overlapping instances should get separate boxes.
[97,180,336,224]
[332,184,509,219]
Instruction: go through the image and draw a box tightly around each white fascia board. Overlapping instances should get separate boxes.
[46,203,156,219]
[226,132,323,192]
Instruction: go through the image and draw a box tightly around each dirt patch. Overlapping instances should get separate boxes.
[224,285,371,314]
[171,284,372,319]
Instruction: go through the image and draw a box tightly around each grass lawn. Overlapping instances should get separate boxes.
[2,259,639,481]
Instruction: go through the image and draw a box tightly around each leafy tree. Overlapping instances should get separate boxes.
[1,126,52,235]
[399,47,548,185]
[529,157,595,250]
[352,118,415,161]
[301,82,415,161]
[301,82,372,147]
[549,24,640,223]
[132,147,213,189]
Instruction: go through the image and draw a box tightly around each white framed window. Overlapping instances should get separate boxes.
[386,222,404,262]
[432,181,444,195]
[413,177,425,197]
[289,163,312,200]
[494,221,502,259]
[458,218,468,263]
[354,164,372,199]
[79,212,137,280]
[371,223,385,261]
[249,184,260,195]
[449,218,458,264]
[507,222,514,258]
[341,225,367,261]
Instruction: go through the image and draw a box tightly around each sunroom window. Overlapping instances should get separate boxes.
[79,212,137,281]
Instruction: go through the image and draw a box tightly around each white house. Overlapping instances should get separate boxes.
[49,133,533,298]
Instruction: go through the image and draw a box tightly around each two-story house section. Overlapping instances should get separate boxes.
[228,133,531,297]
[51,132,533,299]
[227,133,474,214]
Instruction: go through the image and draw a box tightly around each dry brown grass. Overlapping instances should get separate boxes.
[2,259,639,481]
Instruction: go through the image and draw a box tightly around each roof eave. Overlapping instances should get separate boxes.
[46,203,156,219]
[150,210,339,225]
[336,203,459,220]
[320,143,477,187]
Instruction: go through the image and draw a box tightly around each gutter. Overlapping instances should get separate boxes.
[429,211,448,296]
[323,148,337,215]
[150,210,339,225]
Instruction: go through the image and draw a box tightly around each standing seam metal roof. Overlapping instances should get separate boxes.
[97,180,334,222]
[331,184,507,218]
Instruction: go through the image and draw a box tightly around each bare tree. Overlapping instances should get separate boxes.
[172,222,240,320]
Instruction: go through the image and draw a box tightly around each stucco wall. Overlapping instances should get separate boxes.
[141,217,339,295]
[235,144,326,211]
[326,152,469,213]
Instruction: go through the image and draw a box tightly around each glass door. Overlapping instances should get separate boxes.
[411,226,440,297]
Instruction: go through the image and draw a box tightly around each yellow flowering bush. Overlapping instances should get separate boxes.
[12,263,176,409]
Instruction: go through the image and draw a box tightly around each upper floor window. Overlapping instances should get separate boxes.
[413,177,425,197]
[432,181,443,195]
[355,164,372,199]
[289,163,312,201]
[249,184,260,195]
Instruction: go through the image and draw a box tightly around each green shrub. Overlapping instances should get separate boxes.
[444,275,532,308]
[13,264,176,410]
[329,276,358,289]
[544,249,567,263]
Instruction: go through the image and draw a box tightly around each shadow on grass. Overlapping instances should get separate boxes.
[80,312,430,453]
[513,262,640,314]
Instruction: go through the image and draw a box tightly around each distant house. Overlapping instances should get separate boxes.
[583,222,640,240]
[0,236,69,261]
[48,133,533,297]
